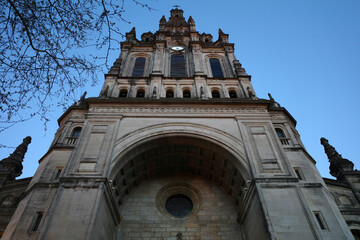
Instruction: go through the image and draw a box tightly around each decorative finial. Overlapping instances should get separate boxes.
[77,91,87,105]
[0,136,32,179]
[268,93,280,107]
[268,93,275,102]
[173,5,181,8]
[188,16,194,23]
[160,15,166,23]
[320,137,339,160]
[320,137,354,179]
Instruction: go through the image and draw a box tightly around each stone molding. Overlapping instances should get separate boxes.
[89,106,267,114]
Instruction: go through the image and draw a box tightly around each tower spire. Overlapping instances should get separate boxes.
[0,136,31,180]
[320,137,354,180]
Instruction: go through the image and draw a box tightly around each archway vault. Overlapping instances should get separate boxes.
[109,127,252,216]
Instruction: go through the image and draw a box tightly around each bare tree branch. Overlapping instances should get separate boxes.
[0,0,154,145]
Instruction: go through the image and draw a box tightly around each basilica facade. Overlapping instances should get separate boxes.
[0,8,359,240]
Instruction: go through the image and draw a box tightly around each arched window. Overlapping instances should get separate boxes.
[183,89,191,98]
[171,55,186,77]
[275,128,290,145]
[71,127,82,138]
[229,90,237,98]
[166,89,174,98]
[275,128,286,138]
[136,89,145,98]
[119,89,128,98]
[132,57,146,77]
[211,90,220,98]
[209,58,224,78]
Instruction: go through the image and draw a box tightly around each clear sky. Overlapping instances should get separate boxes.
[1,0,359,179]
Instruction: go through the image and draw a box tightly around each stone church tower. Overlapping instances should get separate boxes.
[0,8,359,240]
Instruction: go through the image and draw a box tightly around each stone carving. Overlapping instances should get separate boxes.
[247,87,254,99]
[152,86,157,98]
[100,85,109,98]
[271,114,286,120]
[89,106,267,114]
[200,86,205,99]
[70,112,85,119]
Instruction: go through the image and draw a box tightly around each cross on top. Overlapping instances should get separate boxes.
[173,5,181,8]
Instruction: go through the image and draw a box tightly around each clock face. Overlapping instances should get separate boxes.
[171,46,184,51]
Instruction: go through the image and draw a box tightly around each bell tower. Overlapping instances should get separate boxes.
[1,8,358,240]
[103,7,253,101]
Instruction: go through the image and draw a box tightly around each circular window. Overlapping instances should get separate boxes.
[156,182,200,219]
[165,194,193,217]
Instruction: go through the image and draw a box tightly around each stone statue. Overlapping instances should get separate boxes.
[101,85,109,97]
[247,87,254,99]
[200,86,205,99]
[152,86,157,97]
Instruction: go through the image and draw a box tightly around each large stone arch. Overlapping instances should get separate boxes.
[96,123,270,239]
[110,122,250,178]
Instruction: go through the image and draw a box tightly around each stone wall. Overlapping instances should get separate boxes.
[117,176,243,240]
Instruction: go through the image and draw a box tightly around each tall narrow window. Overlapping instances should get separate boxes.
[294,167,304,180]
[29,212,43,232]
[183,89,191,98]
[209,58,224,78]
[229,90,237,98]
[212,90,220,98]
[119,89,128,98]
[54,167,62,180]
[166,89,174,98]
[314,212,327,230]
[171,55,186,77]
[132,57,146,77]
[136,89,145,98]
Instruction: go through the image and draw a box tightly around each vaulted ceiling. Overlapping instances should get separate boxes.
[111,136,248,214]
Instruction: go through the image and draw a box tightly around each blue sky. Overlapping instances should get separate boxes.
[1,0,359,179]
